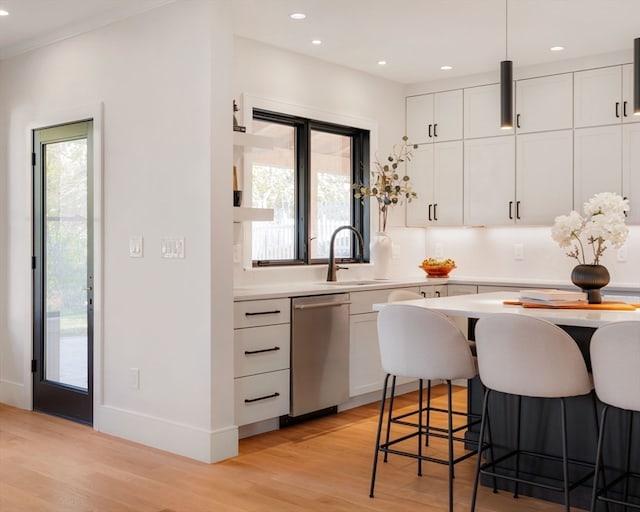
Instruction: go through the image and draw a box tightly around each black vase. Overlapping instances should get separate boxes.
[571,264,610,304]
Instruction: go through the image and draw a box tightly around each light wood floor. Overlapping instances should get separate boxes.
[0,385,570,511]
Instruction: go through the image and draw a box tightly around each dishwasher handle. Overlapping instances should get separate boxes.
[294,300,352,310]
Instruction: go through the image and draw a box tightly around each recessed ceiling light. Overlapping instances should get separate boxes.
[289,12,306,20]
[377,60,387,66]
[440,65,453,71]
[550,46,565,52]
[0,9,9,16]
[311,39,322,45]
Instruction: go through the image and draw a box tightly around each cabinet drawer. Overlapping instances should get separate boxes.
[234,370,290,426]
[234,298,290,328]
[350,289,396,315]
[234,324,290,377]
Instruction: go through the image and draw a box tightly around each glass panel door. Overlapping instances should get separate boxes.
[33,120,93,424]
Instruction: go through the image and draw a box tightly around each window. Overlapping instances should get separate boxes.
[250,110,369,266]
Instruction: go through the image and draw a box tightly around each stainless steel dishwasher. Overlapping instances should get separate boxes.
[290,294,351,417]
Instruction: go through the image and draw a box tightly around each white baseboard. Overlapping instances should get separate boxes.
[0,379,29,409]
[97,405,238,463]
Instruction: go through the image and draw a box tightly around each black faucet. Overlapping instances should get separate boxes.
[326,226,365,281]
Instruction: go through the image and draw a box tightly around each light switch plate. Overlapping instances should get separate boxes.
[161,237,185,259]
[129,236,143,258]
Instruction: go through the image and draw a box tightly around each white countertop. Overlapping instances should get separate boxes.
[374,291,640,328]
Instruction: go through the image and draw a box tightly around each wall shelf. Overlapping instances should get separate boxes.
[233,207,274,223]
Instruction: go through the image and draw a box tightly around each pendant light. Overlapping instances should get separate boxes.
[500,0,513,129]
[634,37,640,115]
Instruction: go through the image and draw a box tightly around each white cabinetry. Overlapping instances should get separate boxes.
[464,83,514,139]
[419,284,447,298]
[515,73,573,133]
[406,142,463,227]
[574,65,640,128]
[406,90,463,144]
[233,298,290,426]
[463,136,515,225]
[623,123,640,224]
[516,130,573,224]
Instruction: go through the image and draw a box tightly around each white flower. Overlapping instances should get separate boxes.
[551,192,629,265]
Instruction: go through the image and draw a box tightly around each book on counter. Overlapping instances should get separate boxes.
[519,288,588,306]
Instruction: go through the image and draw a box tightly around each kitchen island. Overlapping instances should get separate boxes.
[375,291,640,510]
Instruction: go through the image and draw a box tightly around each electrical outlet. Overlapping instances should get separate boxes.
[161,237,185,259]
[514,243,525,260]
[617,245,628,262]
[129,368,140,389]
[435,243,444,258]
[129,236,143,258]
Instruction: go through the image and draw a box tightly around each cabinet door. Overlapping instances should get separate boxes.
[574,125,622,211]
[623,122,640,224]
[516,130,573,224]
[433,141,463,225]
[406,94,434,145]
[574,66,622,128]
[515,73,573,133]
[464,136,515,226]
[406,144,434,227]
[433,89,463,142]
[622,64,640,124]
[349,312,385,397]
[419,285,447,298]
[464,83,514,139]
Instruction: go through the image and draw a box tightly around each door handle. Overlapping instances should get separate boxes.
[508,201,513,220]
[624,101,628,117]
[428,204,432,221]
[616,101,620,118]
[433,123,438,137]
[294,301,352,310]
[428,124,432,138]
[433,203,438,221]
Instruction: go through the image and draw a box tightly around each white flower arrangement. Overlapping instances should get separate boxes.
[551,192,630,265]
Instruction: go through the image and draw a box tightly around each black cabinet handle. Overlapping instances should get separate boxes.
[428,204,432,221]
[428,124,432,138]
[516,201,521,220]
[616,102,621,118]
[433,203,438,221]
[244,392,280,404]
[624,196,629,217]
[624,101,628,117]
[508,201,513,220]
[244,346,280,355]
[516,113,521,129]
[433,123,438,137]
[245,310,281,316]
[435,290,441,297]
[420,291,426,297]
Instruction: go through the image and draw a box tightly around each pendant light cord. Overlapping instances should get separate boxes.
[505,0,509,60]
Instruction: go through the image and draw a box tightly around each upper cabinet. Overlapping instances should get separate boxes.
[515,73,573,133]
[464,83,514,139]
[574,65,640,128]
[406,89,463,144]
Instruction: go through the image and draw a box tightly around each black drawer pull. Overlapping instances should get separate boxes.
[244,392,280,403]
[244,346,280,355]
[245,310,281,316]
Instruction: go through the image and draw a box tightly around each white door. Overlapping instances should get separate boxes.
[516,130,573,224]
[574,66,622,128]
[406,144,434,227]
[406,94,434,145]
[574,125,622,211]
[464,136,515,226]
[433,89,463,142]
[433,141,463,225]
[464,83,514,139]
[515,73,573,133]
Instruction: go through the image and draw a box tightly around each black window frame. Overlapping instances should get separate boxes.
[252,109,370,267]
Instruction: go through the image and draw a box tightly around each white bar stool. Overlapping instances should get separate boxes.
[370,304,479,512]
[471,313,596,512]
[590,320,640,511]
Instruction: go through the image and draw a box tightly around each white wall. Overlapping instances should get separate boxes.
[0,0,237,462]
[232,36,427,285]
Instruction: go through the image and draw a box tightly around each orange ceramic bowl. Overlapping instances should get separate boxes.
[419,264,456,278]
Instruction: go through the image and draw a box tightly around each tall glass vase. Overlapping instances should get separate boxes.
[571,264,610,304]
[371,231,392,280]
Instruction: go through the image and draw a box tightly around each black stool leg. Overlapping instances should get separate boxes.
[591,405,609,512]
[425,379,432,447]
[418,379,424,477]
[514,394,522,499]
[624,410,634,512]
[370,373,391,498]
[560,397,570,512]
[470,388,491,512]
[447,380,454,512]
[383,375,397,463]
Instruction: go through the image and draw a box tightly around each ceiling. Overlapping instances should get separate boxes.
[1,0,640,84]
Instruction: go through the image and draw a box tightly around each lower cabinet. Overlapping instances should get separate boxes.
[233,298,291,426]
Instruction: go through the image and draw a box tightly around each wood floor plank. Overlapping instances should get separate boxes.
[0,386,570,511]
